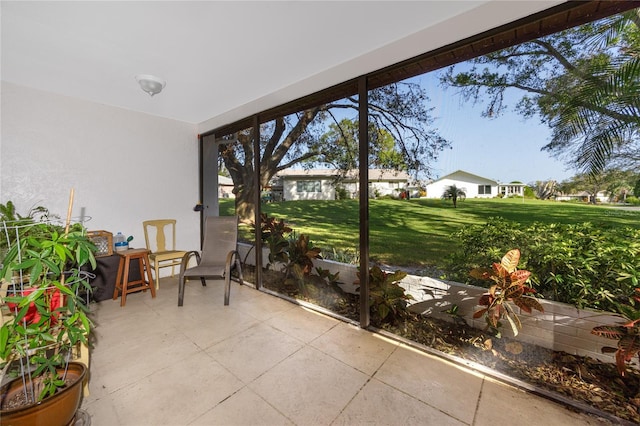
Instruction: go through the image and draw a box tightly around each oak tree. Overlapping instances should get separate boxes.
[440,9,640,177]
[220,81,449,220]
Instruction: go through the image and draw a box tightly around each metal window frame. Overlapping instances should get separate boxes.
[197,1,636,328]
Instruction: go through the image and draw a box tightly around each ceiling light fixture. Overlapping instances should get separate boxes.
[135,74,166,97]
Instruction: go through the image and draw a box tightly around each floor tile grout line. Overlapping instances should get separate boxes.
[471,378,487,426]
[307,325,400,378]
[86,338,213,400]
[244,340,307,387]
[184,358,297,426]
[91,300,266,424]
[327,342,402,425]
[189,317,266,353]
[371,344,471,425]
[365,375,472,426]
[232,313,364,425]
[328,376,375,425]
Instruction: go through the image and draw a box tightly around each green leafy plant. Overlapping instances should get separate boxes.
[0,201,50,261]
[448,217,640,312]
[0,201,50,224]
[591,288,640,377]
[322,246,360,265]
[356,266,412,326]
[255,216,330,295]
[305,267,344,307]
[0,214,97,404]
[335,185,349,200]
[471,249,544,337]
[283,233,322,292]
[442,303,468,326]
[441,184,466,208]
[314,267,340,286]
[258,214,292,267]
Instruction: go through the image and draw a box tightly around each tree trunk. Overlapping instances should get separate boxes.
[234,182,256,224]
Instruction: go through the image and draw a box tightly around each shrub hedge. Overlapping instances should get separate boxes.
[444,217,640,312]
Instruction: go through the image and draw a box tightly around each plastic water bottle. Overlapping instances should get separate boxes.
[114,232,129,252]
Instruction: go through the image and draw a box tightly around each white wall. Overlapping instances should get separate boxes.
[1,83,201,273]
[426,178,470,199]
[426,172,497,199]
[283,178,334,201]
[370,180,404,197]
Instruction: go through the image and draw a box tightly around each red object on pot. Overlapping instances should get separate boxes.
[6,287,63,325]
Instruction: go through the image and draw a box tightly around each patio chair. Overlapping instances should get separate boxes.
[178,215,243,306]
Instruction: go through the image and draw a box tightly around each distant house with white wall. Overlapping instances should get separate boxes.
[425,170,524,199]
[273,169,411,201]
[593,190,612,203]
[218,175,235,198]
[555,190,611,203]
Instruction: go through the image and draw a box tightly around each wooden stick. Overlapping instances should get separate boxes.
[64,188,74,235]
[60,188,75,289]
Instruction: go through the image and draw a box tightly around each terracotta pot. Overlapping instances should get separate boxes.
[0,362,86,426]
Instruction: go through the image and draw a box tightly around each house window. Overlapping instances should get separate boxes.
[478,185,491,195]
[296,180,321,192]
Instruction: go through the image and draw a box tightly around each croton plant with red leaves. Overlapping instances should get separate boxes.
[591,288,640,376]
[470,249,544,337]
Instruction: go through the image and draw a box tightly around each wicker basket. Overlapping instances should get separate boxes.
[87,230,113,257]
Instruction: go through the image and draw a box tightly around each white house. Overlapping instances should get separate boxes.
[273,169,411,201]
[555,190,611,203]
[425,170,524,199]
[218,175,235,199]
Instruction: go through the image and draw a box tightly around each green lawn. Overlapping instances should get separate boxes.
[221,198,640,267]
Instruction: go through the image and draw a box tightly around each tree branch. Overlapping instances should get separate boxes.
[275,151,320,172]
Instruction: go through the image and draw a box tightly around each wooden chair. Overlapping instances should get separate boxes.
[143,219,187,289]
[178,215,243,306]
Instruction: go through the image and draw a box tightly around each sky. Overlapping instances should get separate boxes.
[289,69,578,186]
[415,72,575,185]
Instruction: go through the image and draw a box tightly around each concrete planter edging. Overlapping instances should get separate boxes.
[238,242,631,367]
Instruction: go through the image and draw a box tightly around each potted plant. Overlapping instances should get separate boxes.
[0,202,96,426]
[0,201,49,262]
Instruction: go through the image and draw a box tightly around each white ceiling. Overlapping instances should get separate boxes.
[1,1,564,130]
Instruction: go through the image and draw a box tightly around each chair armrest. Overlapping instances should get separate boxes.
[180,251,201,272]
[228,250,243,285]
[224,250,241,277]
[225,250,238,267]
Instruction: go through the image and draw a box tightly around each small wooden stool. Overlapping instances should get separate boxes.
[113,248,156,307]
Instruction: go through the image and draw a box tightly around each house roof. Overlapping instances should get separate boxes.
[426,169,527,186]
[275,169,411,181]
[218,175,234,186]
[427,170,498,185]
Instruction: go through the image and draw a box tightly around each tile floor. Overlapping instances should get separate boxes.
[81,277,612,425]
